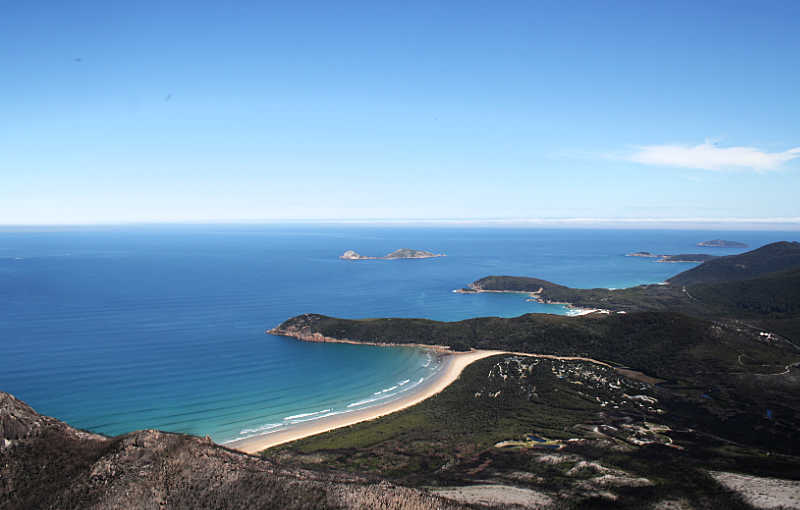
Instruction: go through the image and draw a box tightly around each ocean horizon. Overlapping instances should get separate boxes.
[0,225,790,444]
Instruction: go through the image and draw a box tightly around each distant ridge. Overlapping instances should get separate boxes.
[668,241,800,286]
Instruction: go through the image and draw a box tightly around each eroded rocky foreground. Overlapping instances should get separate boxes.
[0,392,466,510]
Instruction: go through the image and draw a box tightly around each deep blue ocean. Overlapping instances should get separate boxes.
[0,226,791,443]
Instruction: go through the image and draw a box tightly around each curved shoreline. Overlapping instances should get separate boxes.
[227,345,647,455]
[227,349,503,454]
[453,288,605,315]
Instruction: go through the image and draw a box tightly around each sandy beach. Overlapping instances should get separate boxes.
[227,349,504,454]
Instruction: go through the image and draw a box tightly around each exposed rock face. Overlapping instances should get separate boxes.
[340,249,365,260]
[0,392,467,510]
[268,313,331,341]
[1,392,105,447]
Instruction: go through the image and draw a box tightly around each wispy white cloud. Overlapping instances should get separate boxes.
[627,141,800,171]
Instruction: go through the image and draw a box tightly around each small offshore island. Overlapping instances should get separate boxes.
[340,248,445,260]
[697,239,748,248]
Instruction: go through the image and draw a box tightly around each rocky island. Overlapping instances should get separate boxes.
[340,248,445,260]
[697,239,748,248]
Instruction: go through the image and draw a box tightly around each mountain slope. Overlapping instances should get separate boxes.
[688,266,800,317]
[668,241,800,286]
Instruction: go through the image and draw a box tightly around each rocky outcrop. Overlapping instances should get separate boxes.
[1,392,105,448]
[268,313,334,341]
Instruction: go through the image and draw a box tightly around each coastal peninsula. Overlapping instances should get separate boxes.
[340,248,445,260]
[657,253,718,263]
[626,251,718,263]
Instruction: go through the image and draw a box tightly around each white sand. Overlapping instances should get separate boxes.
[227,349,504,454]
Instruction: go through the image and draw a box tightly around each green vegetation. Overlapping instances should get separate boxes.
[272,355,799,508]
[466,276,694,313]
[274,311,800,454]
[689,267,800,317]
[276,312,794,380]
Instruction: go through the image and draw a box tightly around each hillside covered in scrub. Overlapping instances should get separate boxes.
[274,354,800,509]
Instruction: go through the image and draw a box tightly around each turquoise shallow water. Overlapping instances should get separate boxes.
[0,225,787,443]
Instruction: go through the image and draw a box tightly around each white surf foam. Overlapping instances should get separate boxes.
[283,409,331,421]
[288,409,353,424]
[349,377,427,409]
[239,422,282,435]
[347,394,394,408]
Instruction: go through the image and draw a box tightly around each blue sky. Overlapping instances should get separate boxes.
[2,1,799,226]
